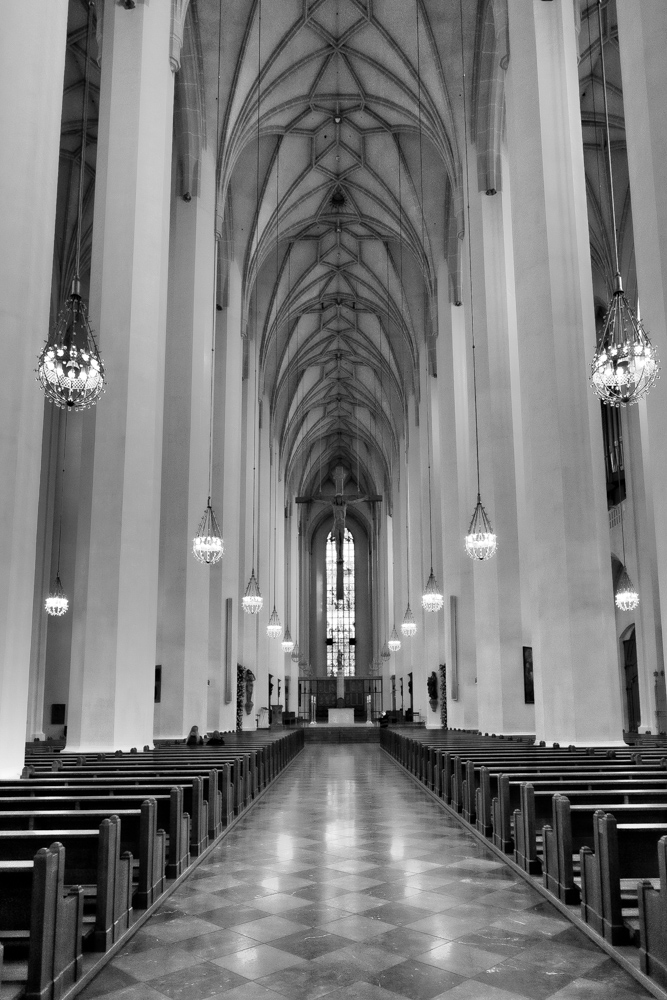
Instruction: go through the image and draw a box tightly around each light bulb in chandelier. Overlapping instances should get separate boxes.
[401,604,417,636]
[242,569,263,615]
[590,275,660,407]
[267,606,282,639]
[45,576,69,617]
[615,566,639,612]
[291,640,300,663]
[422,569,444,613]
[388,626,401,653]
[381,641,391,662]
[37,278,106,410]
[192,500,223,564]
[282,627,294,653]
[465,494,497,561]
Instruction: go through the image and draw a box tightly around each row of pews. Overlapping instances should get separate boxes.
[381,727,667,993]
[0,729,303,999]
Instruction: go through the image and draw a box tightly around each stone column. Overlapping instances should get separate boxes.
[154,147,216,740]
[504,0,622,743]
[0,3,68,777]
[209,260,244,734]
[466,159,531,735]
[67,0,175,752]
[616,1,667,732]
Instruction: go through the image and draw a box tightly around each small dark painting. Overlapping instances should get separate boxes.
[523,646,534,704]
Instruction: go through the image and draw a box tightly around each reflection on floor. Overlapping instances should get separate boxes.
[77,745,652,1000]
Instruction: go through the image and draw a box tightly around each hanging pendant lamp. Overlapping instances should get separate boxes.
[267,606,282,639]
[589,1,659,407]
[458,0,497,562]
[37,6,105,410]
[388,626,401,653]
[291,640,300,663]
[192,7,224,564]
[422,569,444,614]
[243,1,264,616]
[615,566,639,612]
[381,641,391,662]
[243,569,263,614]
[282,627,294,653]
[401,603,417,637]
[193,498,223,564]
[45,575,69,617]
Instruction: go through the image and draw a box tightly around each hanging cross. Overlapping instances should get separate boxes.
[296,465,382,600]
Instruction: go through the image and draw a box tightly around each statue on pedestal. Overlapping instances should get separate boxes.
[336,650,345,706]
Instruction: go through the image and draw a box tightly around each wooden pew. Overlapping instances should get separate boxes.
[580,811,666,944]
[0,801,164,909]
[0,844,84,1000]
[638,836,667,987]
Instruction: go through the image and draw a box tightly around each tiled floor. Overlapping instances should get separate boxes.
[78,745,653,1000]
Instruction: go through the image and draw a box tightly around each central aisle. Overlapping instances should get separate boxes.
[82,746,649,1000]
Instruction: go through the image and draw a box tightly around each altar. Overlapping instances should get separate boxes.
[327,708,355,726]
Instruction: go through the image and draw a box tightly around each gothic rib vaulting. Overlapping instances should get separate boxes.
[4,0,667,778]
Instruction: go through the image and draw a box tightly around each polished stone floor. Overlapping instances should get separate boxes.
[78,746,652,1000]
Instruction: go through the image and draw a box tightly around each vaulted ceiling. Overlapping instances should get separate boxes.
[205,0,481,503]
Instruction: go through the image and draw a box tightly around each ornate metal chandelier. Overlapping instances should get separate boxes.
[465,495,497,561]
[282,628,294,653]
[37,6,105,411]
[422,568,444,614]
[388,626,401,653]
[267,606,282,639]
[291,640,300,663]
[615,566,639,612]
[589,0,659,407]
[45,575,69,618]
[193,499,223,564]
[381,641,391,661]
[401,603,417,637]
[242,569,263,615]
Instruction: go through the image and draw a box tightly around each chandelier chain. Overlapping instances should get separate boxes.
[459,0,482,499]
[56,411,69,579]
[75,3,93,281]
[597,0,620,277]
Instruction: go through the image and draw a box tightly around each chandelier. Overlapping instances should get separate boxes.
[388,626,401,652]
[45,575,69,618]
[422,568,444,614]
[282,628,294,653]
[615,566,639,612]
[381,641,391,661]
[457,0,496,562]
[291,640,300,663]
[192,499,223,564]
[401,603,417,637]
[465,495,497,561]
[591,277,659,407]
[589,1,659,407]
[267,606,282,639]
[242,569,263,615]
[37,282,105,410]
[37,6,105,410]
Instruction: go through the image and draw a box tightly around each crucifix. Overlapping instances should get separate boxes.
[296,464,382,600]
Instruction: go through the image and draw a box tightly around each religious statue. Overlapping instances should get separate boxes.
[336,649,345,704]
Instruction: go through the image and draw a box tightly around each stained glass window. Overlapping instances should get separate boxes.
[326,528,355,676]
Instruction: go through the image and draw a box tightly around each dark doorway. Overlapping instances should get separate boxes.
[623,627,640,732]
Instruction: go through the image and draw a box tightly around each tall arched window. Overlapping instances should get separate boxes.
[326,528,355,676]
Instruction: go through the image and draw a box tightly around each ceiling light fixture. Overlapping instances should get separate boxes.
[589,0,659,407]
[37,2,105,410]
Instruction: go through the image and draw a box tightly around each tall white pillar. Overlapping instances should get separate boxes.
[67,0,175,752]
[466,165,531,735]
[616,1,667,732]
[209,260,244,734]
[155,148,215,739]
[0,3,68,777]
[504,0,622,743]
